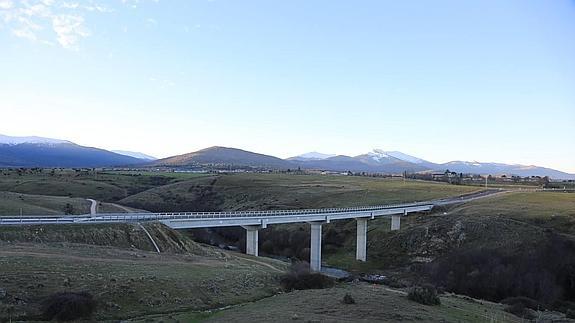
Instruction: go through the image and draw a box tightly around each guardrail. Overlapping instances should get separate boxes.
[0,202,434,226]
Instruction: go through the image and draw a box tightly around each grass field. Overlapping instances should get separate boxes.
[0,169,210,202]
[133,282,526,323]
[1,171,574,321]
[0,191,91,216]
[318,191,575,272]
[0,223,286,321]
[446,191,575,234]
[119,173,480,212]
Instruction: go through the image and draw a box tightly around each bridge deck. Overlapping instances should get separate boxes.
[0,202,434,228]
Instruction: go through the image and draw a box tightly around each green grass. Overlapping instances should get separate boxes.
[0,223,286,321]
[0,191,91,215]
[193,283,523,323]
[320,191,575,271]
[0,170,480,214]
[447,191,575,234]
[120,173,480,212]
[0,169,210,202]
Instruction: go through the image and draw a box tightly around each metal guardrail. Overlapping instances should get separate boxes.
[0,202,434,226]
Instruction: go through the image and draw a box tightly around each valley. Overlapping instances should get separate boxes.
[1,170,574,321]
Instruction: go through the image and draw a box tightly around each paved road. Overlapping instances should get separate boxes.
[86,199,97,215]
[432,189,505,206]
[1,189,505,227]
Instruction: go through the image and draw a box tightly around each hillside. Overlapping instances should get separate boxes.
[0,222,286,321]
[202,283,523,323]
[0,191,91,215]
[119,173,479,212]
[152,146,294,169]
[1,132,573,178]
[0,169,210,206]
[0,142,146,167]
[442,161,575,179]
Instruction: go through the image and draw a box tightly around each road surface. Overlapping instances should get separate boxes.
[87,199,97,215]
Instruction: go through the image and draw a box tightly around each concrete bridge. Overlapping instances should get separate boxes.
[0,202,434,271]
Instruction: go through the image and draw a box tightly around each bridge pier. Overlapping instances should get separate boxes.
[242,225,260,256]
[356,218,368,261]
[309,221,324,272]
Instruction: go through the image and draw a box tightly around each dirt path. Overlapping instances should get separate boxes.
[87,198,98,214]
[232,253,285,273]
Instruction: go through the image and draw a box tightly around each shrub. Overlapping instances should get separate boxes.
[505,302,536,320]
[280,262,334,291]
[42,292,96,321]
[426,233,575,306]
[553,300,575,316]
[342,293,356,304]
[407,284,441,306]
[501,296,542,310]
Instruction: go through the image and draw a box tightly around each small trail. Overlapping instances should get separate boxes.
[138,222,161,253]
[232,254,285,273]
[86,198,97,214]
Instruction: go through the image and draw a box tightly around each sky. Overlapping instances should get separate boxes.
[0,0,574,173]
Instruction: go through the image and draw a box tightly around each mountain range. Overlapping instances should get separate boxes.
[0,135,147,168]
[0,134,573,179]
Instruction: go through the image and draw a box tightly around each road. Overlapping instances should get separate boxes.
[86,199,97,215]
[1,190,505,228]
[432,189,505,206]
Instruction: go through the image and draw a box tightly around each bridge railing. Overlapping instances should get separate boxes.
[0,202,434,225]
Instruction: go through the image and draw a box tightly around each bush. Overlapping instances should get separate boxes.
[342,293,356,304]
[280,262,334,291]
[407,284,441,306]
[505,302,536,320]
[42,292,96,321]
[553,300,575,318]
[427,233,575,306]
[501,296,542,310]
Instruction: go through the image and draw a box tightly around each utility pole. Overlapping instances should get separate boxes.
[485,176,488,188]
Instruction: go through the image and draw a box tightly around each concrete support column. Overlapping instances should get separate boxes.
[309,222,323,272]
[356,218,368,261]
[242,225,259,256]
[391,215,401,231]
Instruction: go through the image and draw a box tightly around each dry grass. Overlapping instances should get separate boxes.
[0,223,287,321]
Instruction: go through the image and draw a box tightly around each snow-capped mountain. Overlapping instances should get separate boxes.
[290,149,430,173]
[0,134,71,145]
[440,161,575,179]
[0,134,146,167]
[288,152,337,161]
[366,149,391,162]
[1,134,573,179]
[112,150,157,161]
[385,151,427,164]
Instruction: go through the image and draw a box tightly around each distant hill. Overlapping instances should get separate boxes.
[288,152,336,161]
[289,149,574,179]
[112,150,157,161]
[291,149,431,173]
[438,161,575,179]
[152,146,575,179]
[151,146,294,169]
[2,134,573,179]
[0,135,146,168]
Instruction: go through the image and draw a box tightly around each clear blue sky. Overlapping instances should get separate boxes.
[1,0,574,173]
